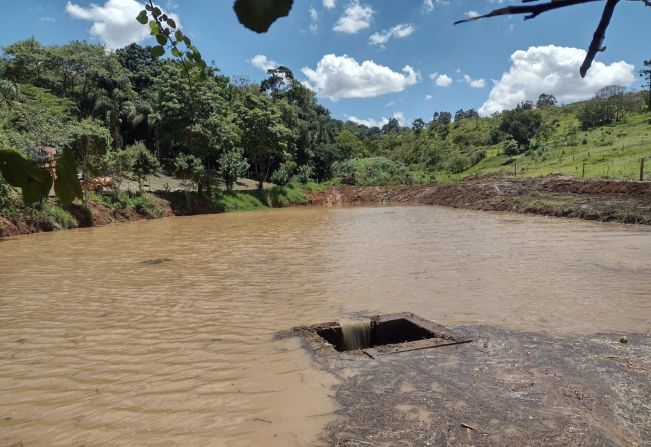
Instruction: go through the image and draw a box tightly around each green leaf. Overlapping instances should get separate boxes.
[0,149,53,205]
[136,10,148,24]
[233,0,293,33]
[156,33,168,45]
[183,35,192,46]
[175,30,184,41]
[149,21,160,35]
[152,7,162,18]
[166,18,176,28]
[150,45,165,58]
[171,47,182,58]
[54,148,82,207]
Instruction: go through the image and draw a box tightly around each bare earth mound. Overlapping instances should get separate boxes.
[307,176,651,225]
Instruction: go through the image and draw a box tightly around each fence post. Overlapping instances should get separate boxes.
[640,158,645,181]
[582,163,585,179]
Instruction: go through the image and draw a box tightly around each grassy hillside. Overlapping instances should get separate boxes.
[456,109,651,182]
[362,92,651,184]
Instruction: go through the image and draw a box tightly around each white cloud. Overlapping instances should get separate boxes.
[423,0,449,13]
[479,45,636,115]
[369,23,414,47]
[66,0,179,50]
[309,7,318,34]
[333,1,374,34]
[346,111,406,128]
[249,54,278,72]
[462,74,486,88]
[301,54,420,100]
[464,10,480,19]
[425,94,432,100]
[323,0,336,9]
[430,73,453,87]
[40,16,56,22]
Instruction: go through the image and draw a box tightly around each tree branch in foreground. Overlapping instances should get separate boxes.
[455,0,650,78]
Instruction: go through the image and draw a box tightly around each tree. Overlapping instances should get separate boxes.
[382,118,401,134]
[115,43,161,93]
[217,149,249,192]
[578,85,628,130]
[498,102,543,149]
[640,60,651,112]
[536,93,557,109]
[335,130,368,159]
[412,118,425,135]
[99,148,134,196]
[174,153,205,192]
[437,111,452,125]
[239,93,292,190]
[129,143,160,192]
[67,118,113,176]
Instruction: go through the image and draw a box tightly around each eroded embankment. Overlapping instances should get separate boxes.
[307,176,651,225]
[311,327,651,447]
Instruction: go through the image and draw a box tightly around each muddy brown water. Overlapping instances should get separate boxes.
[1,206,650,446]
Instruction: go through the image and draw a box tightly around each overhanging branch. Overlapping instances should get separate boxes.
[455,0,649,78]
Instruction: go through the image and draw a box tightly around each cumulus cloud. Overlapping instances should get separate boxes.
[462,74,486,88]
[323,0,336,8]
[333,1,374,34]
[430,73,453,87]
[479,45,636,115]
[66,0,179,49]
[369,23,414,47]
[301,54,420,100]
[346,111,406,128]
[249,54,278,72]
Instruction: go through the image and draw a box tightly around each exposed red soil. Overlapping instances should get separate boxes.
[306,176,651,225]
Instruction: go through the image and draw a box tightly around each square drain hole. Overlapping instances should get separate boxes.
[297,313,471,357]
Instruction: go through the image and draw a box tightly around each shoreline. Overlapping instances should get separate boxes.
[306,175,651,226]
[2,175,651,237]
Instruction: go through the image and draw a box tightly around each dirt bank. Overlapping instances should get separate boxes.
[0,195,175,238]
[304,326,651,446]
[307,175,651,225]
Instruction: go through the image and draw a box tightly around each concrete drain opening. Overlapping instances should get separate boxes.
[297,313,472,358]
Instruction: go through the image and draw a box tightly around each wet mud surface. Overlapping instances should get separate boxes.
[305,326,651,446]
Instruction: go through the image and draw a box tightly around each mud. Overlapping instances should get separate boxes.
[310,326,651,446]
[307,175,651,225]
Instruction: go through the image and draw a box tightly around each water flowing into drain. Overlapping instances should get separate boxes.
[340,321,372,351]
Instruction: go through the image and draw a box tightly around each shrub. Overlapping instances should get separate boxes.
[291,164,314,184]
[270,167,290,186]
[503,139,520,156]
[217,150,249,192]
[29,203,78,230]
[92,191,162,218]
[174,153,205,191]
[0,176,13,212]
[128,143,160,191]
[99,148,134,194]
[331,157,408,186]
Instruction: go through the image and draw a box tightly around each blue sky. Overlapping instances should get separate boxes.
[1,0,648,126]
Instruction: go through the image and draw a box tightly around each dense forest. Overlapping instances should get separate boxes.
[0,38,649,227]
